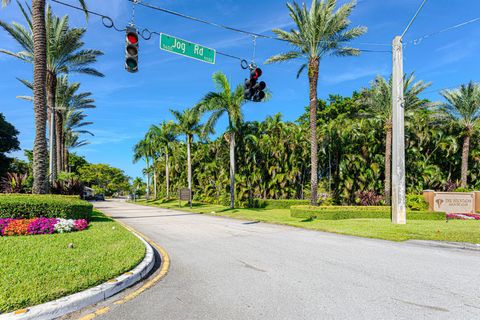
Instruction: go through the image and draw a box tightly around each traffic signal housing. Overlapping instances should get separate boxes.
[125,26,139,73]
[244,67,266,102]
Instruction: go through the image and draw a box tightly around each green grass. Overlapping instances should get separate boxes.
[0,210,145,313]
[134,199,480,244]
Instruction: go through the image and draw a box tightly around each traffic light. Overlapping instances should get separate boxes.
[244,67,266,102]
[125,26,139,73]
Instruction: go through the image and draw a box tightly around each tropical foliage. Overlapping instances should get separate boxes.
[265,0,367,205]
[1,2,98,188]
[136,78,480,207]
[0,113,20,178]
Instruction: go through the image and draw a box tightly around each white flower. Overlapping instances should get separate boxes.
[54,219,75,233]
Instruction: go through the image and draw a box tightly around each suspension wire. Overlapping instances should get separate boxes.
[127,0,392,49]
[51,0,390,64]
[252,36,257,63]
[410,16,480,45]
[50,0,247,64]
[130,0,136,26]
[401,0,428,39]
[130,0,273,39]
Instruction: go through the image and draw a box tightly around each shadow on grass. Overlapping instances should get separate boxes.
[89,210,113,223]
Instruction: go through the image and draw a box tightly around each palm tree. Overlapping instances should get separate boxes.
[145,126,161,199]
[360,74,431,204]
[2,0,87,193]
[265,0,367,205]
[197,72,247,209]
[17,75,96,171]
[157,121,177,198]
[1,3,100,182]
[171,107,203,205]
[440,82,480,188]
[133,139,152,199]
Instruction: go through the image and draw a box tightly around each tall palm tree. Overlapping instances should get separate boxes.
[171,107,203,205]
[265,0,367,205]
[1,3,100,182]
[133,139,152,199]
[360,74,431,204]
[57,76,95,170]
[197,72,247,209]
[440,82,480,188]
[156,121,177,198]
[17,75,96,171]
[2,0,87,193]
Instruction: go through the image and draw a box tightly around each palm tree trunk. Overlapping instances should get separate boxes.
[187,135,192,205]
[64,148,69,172]
[229,132,236,209]
[145,157,150,200]
[461,134,470,188]
[153,161,157,199]
[165,149,170,199]
[385,121,392,205]
[308,58,319,206]
[46,71,57,183]
[55,111,63,174]
[31,0,48,194]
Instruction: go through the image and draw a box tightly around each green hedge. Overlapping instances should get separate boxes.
[290,205,445,221]
[0,194,93,219]
[406,194,429,211]
[249,199,310,209]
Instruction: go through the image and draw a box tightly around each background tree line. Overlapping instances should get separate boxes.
[135,75,480,207]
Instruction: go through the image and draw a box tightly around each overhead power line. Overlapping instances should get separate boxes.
[401,0,428,39]
[128,0,391,51]
[411,16,480,45]
[50,0,247,62]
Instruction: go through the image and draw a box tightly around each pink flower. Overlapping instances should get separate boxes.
[74,219,89,231]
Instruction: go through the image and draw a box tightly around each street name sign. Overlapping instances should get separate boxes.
[160,33,216,64]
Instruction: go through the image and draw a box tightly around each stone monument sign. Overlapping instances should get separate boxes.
[431,192,475,214]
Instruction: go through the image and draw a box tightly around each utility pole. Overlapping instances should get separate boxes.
[391,36,406,224]
[391,0,428,224]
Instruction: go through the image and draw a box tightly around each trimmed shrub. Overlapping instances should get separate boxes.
[0,194,92,219]
[249,199,336,209]
[406,194,429,211]
[254,199,309,209]
[290,205,445,221]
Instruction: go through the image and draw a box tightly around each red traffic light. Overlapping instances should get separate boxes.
[127,32,138,45]
[251,68,262,80]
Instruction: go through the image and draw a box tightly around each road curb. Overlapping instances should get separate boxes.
[0,226,155,320]
[406,240,480,252]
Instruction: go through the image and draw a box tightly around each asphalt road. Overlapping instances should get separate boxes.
[94,200,480,320]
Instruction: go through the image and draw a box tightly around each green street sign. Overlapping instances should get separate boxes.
[160,33,216,64]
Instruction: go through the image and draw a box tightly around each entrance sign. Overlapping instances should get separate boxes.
[179,188,191,201]
[178,187,192,208]
[432,192,475,214]
[160,33,216,64]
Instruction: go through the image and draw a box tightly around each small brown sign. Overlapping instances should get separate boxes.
[179,188,191,201]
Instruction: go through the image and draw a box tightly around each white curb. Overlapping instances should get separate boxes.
[0,231,155,320]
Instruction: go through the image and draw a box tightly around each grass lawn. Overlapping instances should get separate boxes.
[134,199,480,244]
[0,210,145,314]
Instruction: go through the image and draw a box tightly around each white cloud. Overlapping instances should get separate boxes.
[321,66,388,85]
[88,129,133,145]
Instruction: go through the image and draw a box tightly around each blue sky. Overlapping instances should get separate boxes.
[1,0,479,179]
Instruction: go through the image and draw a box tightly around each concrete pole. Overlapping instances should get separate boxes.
[391,36,406,224]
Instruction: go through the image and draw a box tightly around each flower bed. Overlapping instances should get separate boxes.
[0,217,88,236]
[446,213,480,220]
